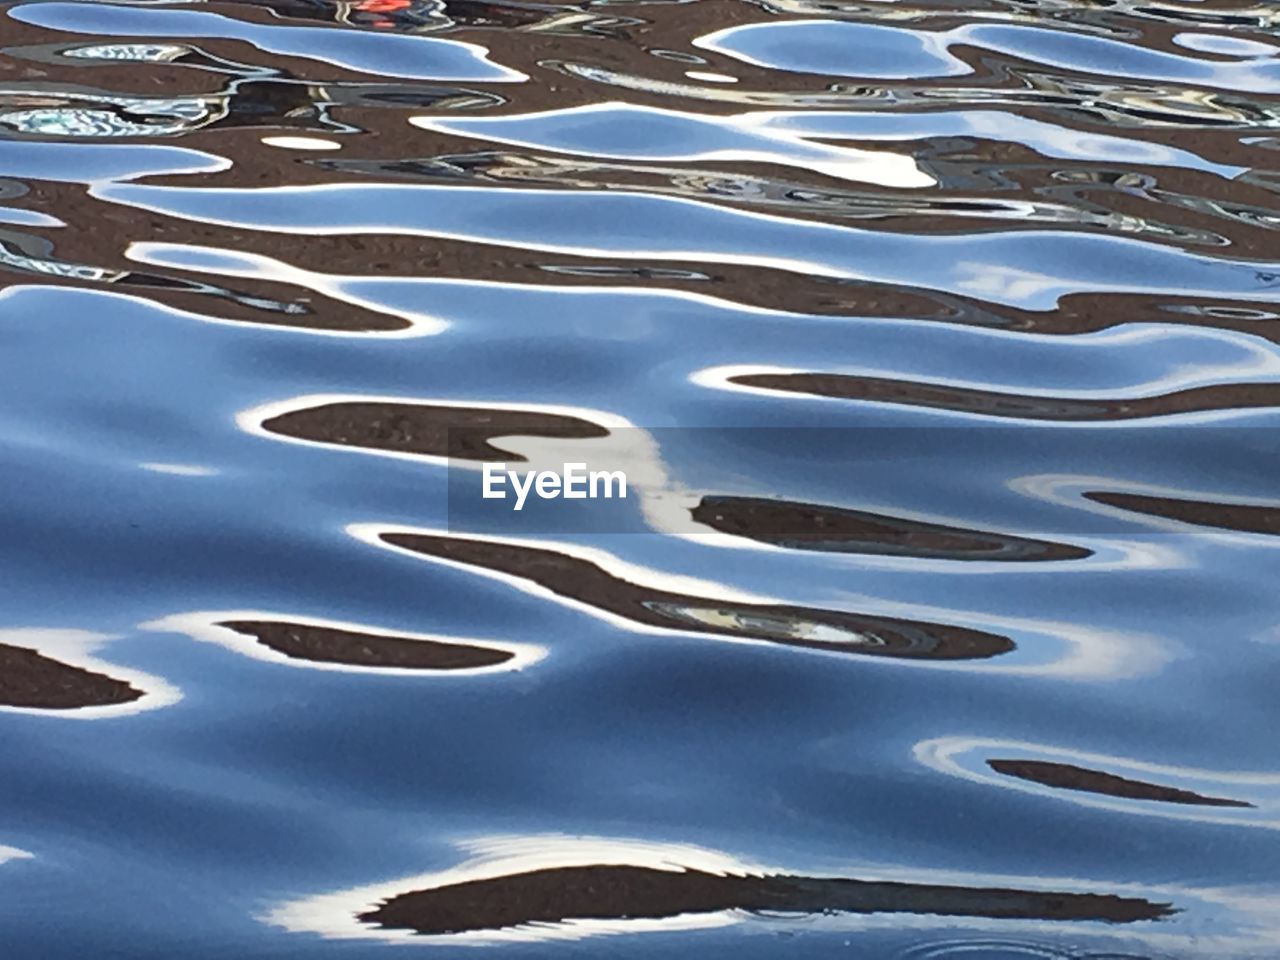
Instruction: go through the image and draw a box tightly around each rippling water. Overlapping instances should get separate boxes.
[1,1,1279,957]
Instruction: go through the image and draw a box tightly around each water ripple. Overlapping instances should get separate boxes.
[11,3,526,81]
[1,0,1278,955]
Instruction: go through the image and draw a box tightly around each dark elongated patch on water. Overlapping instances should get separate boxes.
[220,620,514,670]
[358,863,1174,935]
[692,495,1091,560]
[1085,491,1280,535]
[0,642,142,709]
[988,759,1253,808]
[731,373,1280,421]
[261,401,609,461]
[379,532,1013,660]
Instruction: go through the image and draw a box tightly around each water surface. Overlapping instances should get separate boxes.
[0,0,1278,957]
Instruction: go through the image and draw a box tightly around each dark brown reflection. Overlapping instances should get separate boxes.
[1085,491,1280,535]
[988,759,1254,809]
[220,620,513,670]
[359,863,1174,935]
[261,401,609,462]
[0,643,141,709]
[319,147,1280,260]
[379,532,1013,660]
[317,151,1147,239]
[27,177,1280,347]
[0,203,411,333]
[731,372,1280,421]
[693,495,1091,561]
